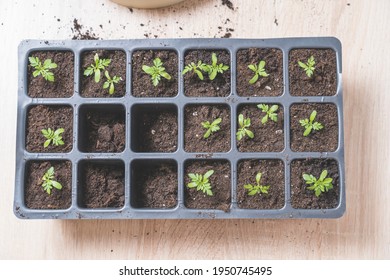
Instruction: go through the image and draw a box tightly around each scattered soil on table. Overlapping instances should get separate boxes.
[184,160,231,212]
[222,0,235,11]
[237,48,283,96]
[79,161,125,208]
[184,105,231,153]
[71,18,99,40]
[25,160,72,209]
[184,50,231,97]
[81,50,126,97]
[27,51,74,98]
[237,104,284,152]
[237,159,285,209]
[290,103,338,152]
[26,105,73,153]
[289,49,337,96]
[132,50,178,97]
[80,106,125,153]
[131,161,177,208]
[291,158,339,209]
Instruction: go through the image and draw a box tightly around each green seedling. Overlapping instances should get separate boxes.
[182,61,208,80]
[303,169,333,197]
[41,166,63,195]
[205,52,229,80]
[298,55,316,78]
[41,128,64,148]
[236,114,254,140]
[84,53,111,83]
[103,70,122,95]
[201,117,222,139]
[248,60,269,84]
[299,110,323,136]
[28,56,57,82]
[187,170,214,196]
[142,57,172,87]
[257,104,279,124]
[244,172,270,196]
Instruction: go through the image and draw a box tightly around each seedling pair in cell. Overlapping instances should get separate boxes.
[182,52,229,81]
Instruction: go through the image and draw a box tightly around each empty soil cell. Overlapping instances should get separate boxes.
[131,105,178,153]
[184,50,231,97]
[290,103,338,152]
[184,104,231,153]
[132,50,178,97]
[26,105,73,153]
[237,159,285,209]
[81,49,126,97]
[27,51,74,98]
[289,49,337,96]
[78,161,125,208]
[79,105,125,153]
[291,158,340,209]
[237,104,284,152]
[25,160,72,209]
[184,160,231,211]
[236,48,283,97]
[131,160,178,208]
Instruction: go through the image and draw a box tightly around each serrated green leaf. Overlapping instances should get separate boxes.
[212,118,222,125]
[270,105,279,113]
[298,61,307,69]
[248,64,257,72]
[204,170,214,179]
[195,69,204,80]
[244,184,253,190]
[188,182,197,188]
[248,190,257,196]
[319,170,328,181]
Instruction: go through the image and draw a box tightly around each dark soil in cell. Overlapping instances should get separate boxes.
[290,103,338,152]
[25,161,72,209]
[26,105,73,153]
[78,161,125,209]
[27,51,74,98]
[237,104,284,152]
[184,104,231,153]
[237,159,285,209]
[184,160,231,212]
[81,50,126,97]
[132,50,178,97]
[291,158,339,209]
[131,160,177,208]
[237,48,283,96]
[184,50,231,97]
[289,49,337,96]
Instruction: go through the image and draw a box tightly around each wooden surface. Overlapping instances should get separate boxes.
[0,0,389,259]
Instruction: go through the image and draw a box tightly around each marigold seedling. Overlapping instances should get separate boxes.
[205,52,229,80]
[187,170,214,196]
[244,172,270,196]
[182,60,208,80]
[299,110,323,136]
[257,104,279,124]
[103,70,122,95]
[303,169,333,197]
[298,55,316,78]
[201,117,222,139]
[142,57,172,87]
[248,60,269,84]
[84,53,111,83]
[236,114,254,140]
[28,56,57,82]
[41,128,64,148]
[41,166,63,195]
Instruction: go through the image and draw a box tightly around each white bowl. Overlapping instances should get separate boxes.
[110,0,186,9]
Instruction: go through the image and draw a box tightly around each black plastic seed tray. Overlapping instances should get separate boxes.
[14,37,345,219]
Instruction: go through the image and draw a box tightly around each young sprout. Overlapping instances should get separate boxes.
[257,104,279,124]
[248,60,269,84]
[201,117,222,139]
[298,55,316,78]
[182,61,208,80]
[103,70,122,95]
[41,128,64,148]
[142,57,172,87]
[41,166,63,195]
[303,169,333,197]
[187,170,214,196]
[236,114,254,140]
[28,57,57,82]
[205,52,229,80]
[299,110,323,136]
[84,53,111,83]
[244,172,270,196]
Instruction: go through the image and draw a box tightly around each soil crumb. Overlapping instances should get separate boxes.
[222,0,235,11]
[72,19,99,40]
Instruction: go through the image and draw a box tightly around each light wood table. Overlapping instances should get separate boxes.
[0,0,389,259]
